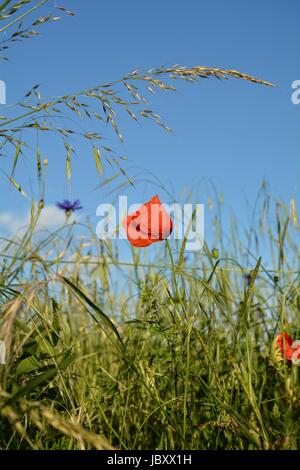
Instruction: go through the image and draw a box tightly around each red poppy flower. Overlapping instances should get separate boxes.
[123,194,173,247]
[276,332,300,363]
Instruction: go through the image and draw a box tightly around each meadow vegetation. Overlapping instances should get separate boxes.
[0,0,299,451]
[0,190,299,450]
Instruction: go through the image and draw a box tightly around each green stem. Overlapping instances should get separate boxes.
[0,108,37,128]
[165,238,188,321]
[183,323,191,446]
[165,238,180,299]
[0,0,49,33]
[165,239,190,446]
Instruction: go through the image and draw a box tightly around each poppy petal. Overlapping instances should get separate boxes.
[276,333,296,361]
[123,195,173,247]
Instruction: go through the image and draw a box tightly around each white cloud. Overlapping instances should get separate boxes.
[0,205,78,236]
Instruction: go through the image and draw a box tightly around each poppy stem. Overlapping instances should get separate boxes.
[165,239,189,322]
[165,239,190,446]
[165,239,179,297]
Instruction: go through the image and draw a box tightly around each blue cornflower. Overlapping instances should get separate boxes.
[56,199,82,216]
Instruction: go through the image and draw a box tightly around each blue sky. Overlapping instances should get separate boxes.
[0,0,299,247]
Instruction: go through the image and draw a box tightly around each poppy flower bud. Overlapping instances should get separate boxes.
[38,199,44,210]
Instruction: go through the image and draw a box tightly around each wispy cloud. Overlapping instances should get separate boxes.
[0,205,78,236]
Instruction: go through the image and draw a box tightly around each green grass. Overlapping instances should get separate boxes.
[0,0,294,451]
[0,190,299,450]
